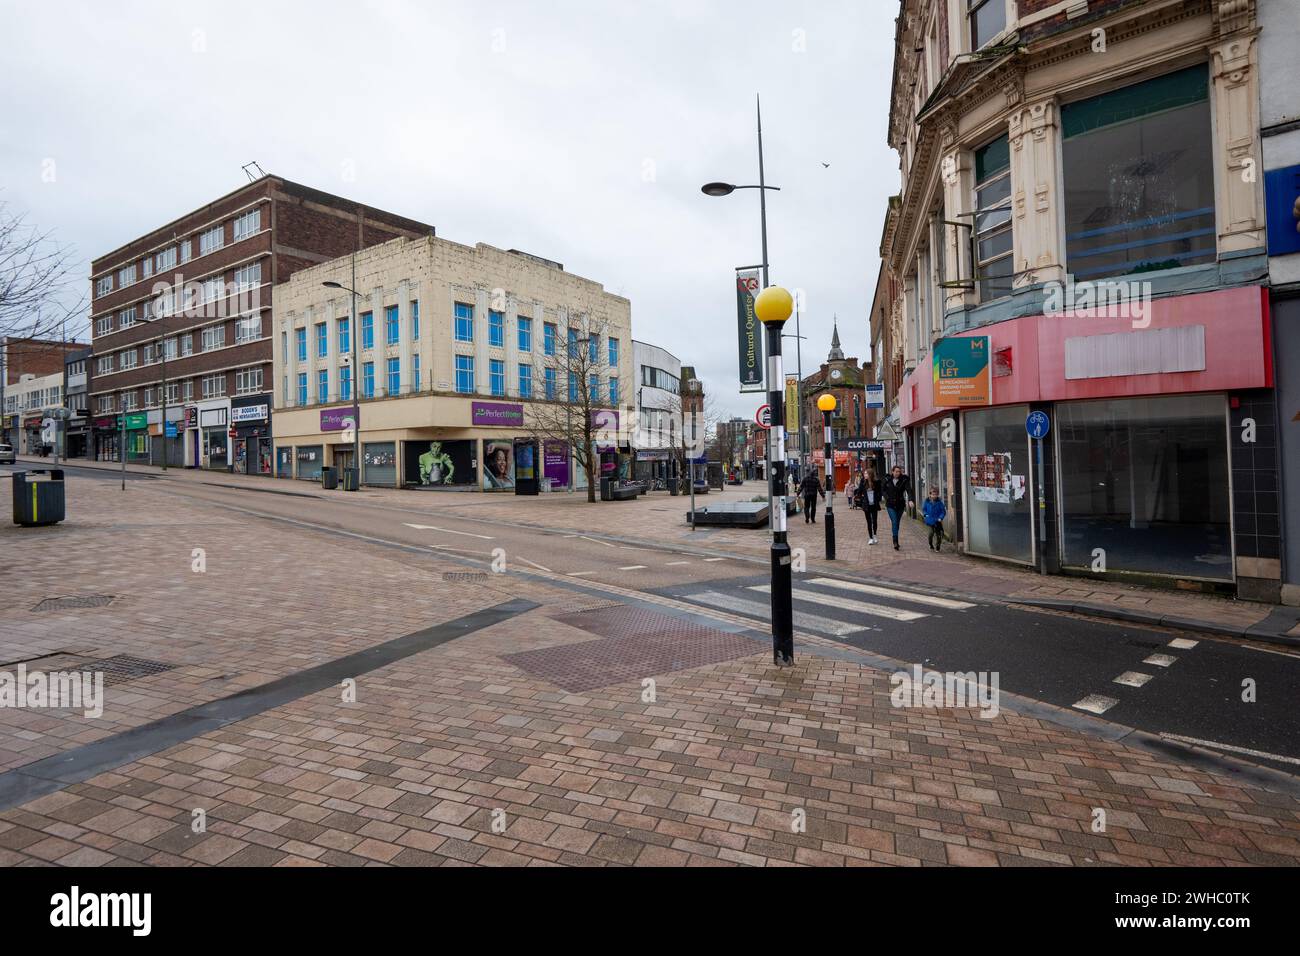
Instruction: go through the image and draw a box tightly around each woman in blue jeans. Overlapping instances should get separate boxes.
[881,465,912,551]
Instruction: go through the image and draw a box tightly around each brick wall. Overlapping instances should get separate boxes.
[4,337,81,386]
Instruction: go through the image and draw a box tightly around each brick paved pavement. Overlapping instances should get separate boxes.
[2,470,1299,866]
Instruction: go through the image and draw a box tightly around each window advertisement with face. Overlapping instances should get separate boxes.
[482,440,515,490]
[403,439,477,487]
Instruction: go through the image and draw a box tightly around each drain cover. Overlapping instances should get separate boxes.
[31,595,117,612]
[94,655,177,685]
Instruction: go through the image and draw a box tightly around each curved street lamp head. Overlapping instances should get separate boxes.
[754,286,794,326]
[701,182,736,197]
[322,280,344,289]
[817,394,837,413]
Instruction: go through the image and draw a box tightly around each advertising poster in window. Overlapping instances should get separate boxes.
[403,439,477,487]
[482,440,515,490]
[968,452,1025,503]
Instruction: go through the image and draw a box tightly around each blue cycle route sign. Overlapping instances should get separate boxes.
[1026,411,1050,440]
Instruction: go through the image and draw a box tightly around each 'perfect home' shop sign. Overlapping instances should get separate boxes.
[472,402,524,427]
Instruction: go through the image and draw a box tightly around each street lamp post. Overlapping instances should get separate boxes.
[755,285,794,667]
[323,254,362,492]
[818,394,837,560]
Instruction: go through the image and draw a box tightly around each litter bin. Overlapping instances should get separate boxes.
[321,466,338,490]
[599,476,612,501]
[12,469,65,527]
[342,468,359,491]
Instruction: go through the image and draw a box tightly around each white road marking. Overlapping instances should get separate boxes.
[1159,733,1300,767]
[404,523,494,540]
[749,584,926,622]
[1113,671,1153,688]
[568,570,598,577]
[579,535,616,548]
[1072,694,1119,715]
[665,561,691,566]
[1168,638,1199,649]
[808,577,975,610]
[1143,653,1177,667]
[703,557,727,562]
[518,556,552,573]
[619,565,648,571]
[691,590,867,637]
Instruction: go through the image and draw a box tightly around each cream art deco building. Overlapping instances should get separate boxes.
[271,236,633,492]
[876,0,1277,600]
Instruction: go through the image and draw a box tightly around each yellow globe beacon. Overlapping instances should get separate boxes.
[817,394,837,413]
[753,285,794,325]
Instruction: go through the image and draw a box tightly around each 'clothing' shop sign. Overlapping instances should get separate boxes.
[471,402,524,428]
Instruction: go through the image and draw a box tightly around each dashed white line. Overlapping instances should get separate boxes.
[665,561,691,566]
[1168,638,1199,649]
[568,570,598,577]
[704,558,727,563]
[619,565,648,571]
[1113,671,1153,688]
[1072,694,1119,715]
[1143,653,1178,668]
[403,523,494,539]
[518,556,552,573]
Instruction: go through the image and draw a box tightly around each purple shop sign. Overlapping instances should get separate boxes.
[472,401,525,428]
[320,408,357,432]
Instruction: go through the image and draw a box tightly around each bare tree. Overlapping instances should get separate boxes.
[527,309,619,503]
[661,387,717,492]
[0,200,86,341]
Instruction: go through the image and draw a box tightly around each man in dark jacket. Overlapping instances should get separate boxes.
[799,472,824,523]
[881,465,912,550]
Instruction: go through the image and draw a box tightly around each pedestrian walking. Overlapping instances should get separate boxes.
[922,486,947,552]
[799,471,824,523]
[881,465,912,550]
[854,467,882,545]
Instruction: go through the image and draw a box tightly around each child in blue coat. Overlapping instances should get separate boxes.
[922,487,947,552]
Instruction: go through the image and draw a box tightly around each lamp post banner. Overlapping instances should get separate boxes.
[736,268,764,392]
[784,375,799,432]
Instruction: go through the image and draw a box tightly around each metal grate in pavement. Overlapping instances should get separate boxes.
[502,605,759,692]
[31,594,116,612]
[94,654,177,685]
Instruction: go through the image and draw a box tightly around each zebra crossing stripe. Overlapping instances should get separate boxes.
[749,585,927,622]
[807,577,975,610]
[690,590,867,637]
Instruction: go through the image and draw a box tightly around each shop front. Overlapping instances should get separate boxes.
[902,286,1271,595]
[230,395,273,477]
[194,399,232,471]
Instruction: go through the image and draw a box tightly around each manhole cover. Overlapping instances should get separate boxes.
[502,606,759,692]
[94,655,177,685]
[443,572,489,583]
[31,595,117,612]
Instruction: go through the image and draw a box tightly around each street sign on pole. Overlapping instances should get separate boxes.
[1026,410,1050,439]
[755,404,771,429]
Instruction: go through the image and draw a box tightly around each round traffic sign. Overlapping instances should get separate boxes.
[1026,410,1050,439]
[755,404,772,429]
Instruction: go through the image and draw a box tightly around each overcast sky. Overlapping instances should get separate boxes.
[0,0,899,419]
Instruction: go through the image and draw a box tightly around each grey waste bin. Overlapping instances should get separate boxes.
[599,476,612,501]
[342,468,359,491]
[12,469,65,527]
[321,466,338,490]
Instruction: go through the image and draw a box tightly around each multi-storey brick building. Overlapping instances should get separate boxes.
[800,324,872,491]
[875,0,1272,599]
[270,235,633,491]
[88,176,432,471]
[0,336,84,447]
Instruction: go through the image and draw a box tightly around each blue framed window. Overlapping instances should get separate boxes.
[340,365,352,401]
[608,337,619,367]
[489,310,504,347]
[317,369,329,404]
[455,355,474,394]
[518,316,532,352]
[519,363,532,398]
[454,303,474,342]
[385,305,399,346]
[609,377,619,405]
[544,323,557,356]
[545,367,556,400]
[489,358,505,396]
[567,328,578,357]
[589,373,599,399]
[361,311,374,350]
[387,357,400,395]
[296,372,307,406]
[588,335,599,363]
[362,361,375,398]
[295,328,306,362]
[316,323,328,358]
[568,371,577,403]
[338,317,350,355]
[411,300,420,340]
[412,353,421,392]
